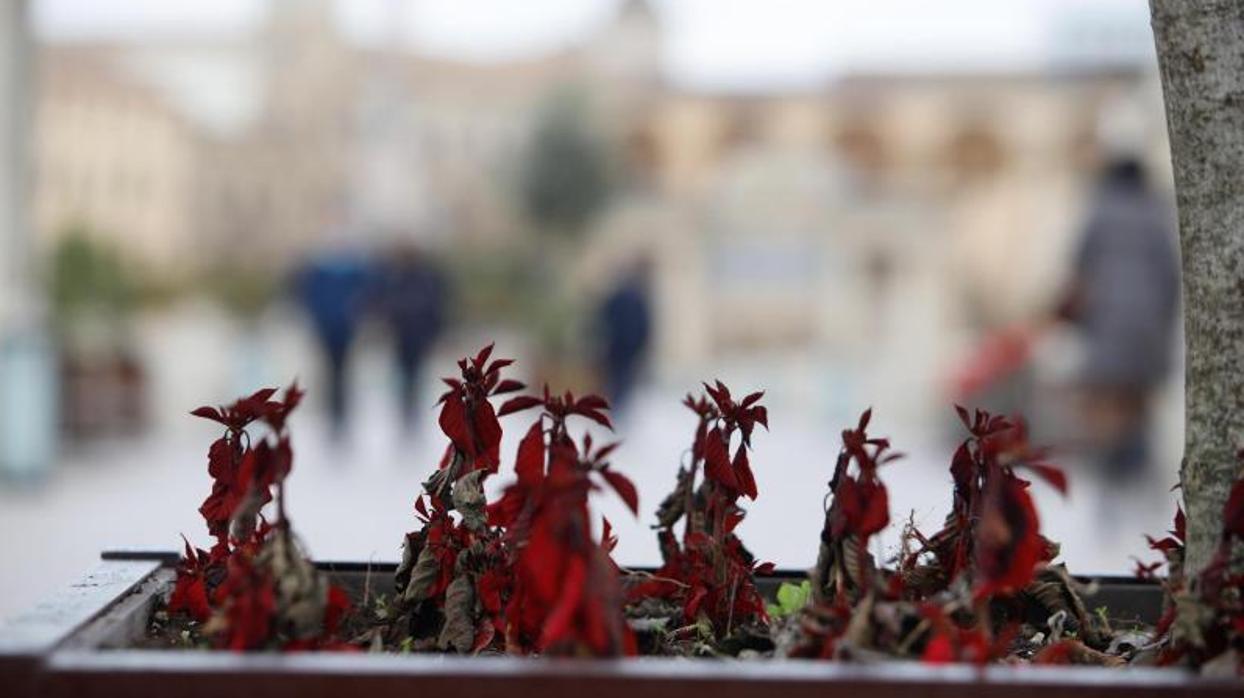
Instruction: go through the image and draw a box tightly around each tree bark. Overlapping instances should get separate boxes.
[1149,0,1244,575]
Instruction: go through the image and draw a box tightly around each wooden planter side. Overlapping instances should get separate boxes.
[0,559,161,698]
[37,648,1244,698]
[3,553,1241,698]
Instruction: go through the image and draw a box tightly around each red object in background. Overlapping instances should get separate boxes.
[951,326,1038,401]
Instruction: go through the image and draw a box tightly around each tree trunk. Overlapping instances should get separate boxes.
[1149,0,1244,575]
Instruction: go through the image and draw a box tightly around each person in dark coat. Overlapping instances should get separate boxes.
[1060,157,1179,480]
[377,244,448,431]
[596,259,653,415]
[295,253,373,439]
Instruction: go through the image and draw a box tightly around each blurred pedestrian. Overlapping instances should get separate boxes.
[1058,156,1179,481]
[295,252,373,439]
[596,258,652,415]
[378,243,448,431]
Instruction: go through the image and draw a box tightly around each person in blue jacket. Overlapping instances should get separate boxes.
[295,252,373,439]
[596,258,653,416]
[377,243,448,432]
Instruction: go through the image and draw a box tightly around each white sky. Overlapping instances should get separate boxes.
[31,0,1157,89]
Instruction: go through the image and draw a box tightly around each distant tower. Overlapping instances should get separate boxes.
[260,0,349,132]
[347,0,438,241]
[589,0,662,89]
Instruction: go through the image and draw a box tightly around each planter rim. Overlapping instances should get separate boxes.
[3,551,1239,698]
[96,549,1169,586]
[41,647,1238,688]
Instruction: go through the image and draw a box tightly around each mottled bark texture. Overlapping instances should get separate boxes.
[1150,0,1244,575]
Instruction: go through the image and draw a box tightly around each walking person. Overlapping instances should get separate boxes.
[295,251,373,440]
[377,243,448,432]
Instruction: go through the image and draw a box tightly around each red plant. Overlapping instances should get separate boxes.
[396,345,525,652]
[491,389,637,656]
[812,409,901,602]
[436,344,525,476]
[1148,450,1244,672]
[396,347,635,657]
[633,381,772,637]
[170,382,350,651]
[904,407,1065,601]
[168,536,212,622]
[192,387,284,553]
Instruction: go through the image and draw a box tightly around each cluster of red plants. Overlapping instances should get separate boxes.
[160,342,1244,674]
[795,407,1073,663]
[393,345,636,656]
[168,384,349,650]
[906,407,1067,600]
[632,382,773,641]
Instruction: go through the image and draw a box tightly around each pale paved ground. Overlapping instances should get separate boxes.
[0,380,1180,622]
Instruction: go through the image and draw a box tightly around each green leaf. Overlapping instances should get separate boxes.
[769,580,812,618]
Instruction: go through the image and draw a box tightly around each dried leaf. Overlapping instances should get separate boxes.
[453,470,489,533]
[401,544,443,605]
[438,571,478,653]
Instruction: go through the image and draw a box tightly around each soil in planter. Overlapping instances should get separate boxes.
[134,567,1161,664]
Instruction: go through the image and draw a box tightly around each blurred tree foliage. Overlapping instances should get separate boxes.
[520,90,612,236]
[200,264,280,322]
[48,224,137,328]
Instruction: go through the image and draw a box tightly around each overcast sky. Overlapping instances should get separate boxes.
[31,0,1156,89]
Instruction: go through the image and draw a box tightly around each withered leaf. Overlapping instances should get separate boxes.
[438,570,478,653]
[401,544,442,605]
[453,470,489,533]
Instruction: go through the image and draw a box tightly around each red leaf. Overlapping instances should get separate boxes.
[485,358,514,375]
[858,408,872,431]
[191,406,223,422]
[576,394,610,411]
[752,406,769,430]
[515,421,546,485]
[1024,463,1068,496]
[974,477,1043,599]
[856,480,889,537]
[602,469,639,515]
[577,408,614,430]
[438,396,475,458]
[538,554,587,649]
[1173,505,1186,542]
[493,379,525,395]
[473,343,494,369]
[323,585,350,635]
[954,404,972,431]
[733,446,757,500]
[601,517,618,552]
[1222,476,1244,539]
[1033,639,1078,665]
[473,400,503,470]
[922,634,955,664]
[498,395,543,417]
[703,428,739,490]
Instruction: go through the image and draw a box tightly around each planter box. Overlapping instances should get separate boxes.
[0,551,1238,698]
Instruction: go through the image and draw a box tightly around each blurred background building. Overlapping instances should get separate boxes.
[2,0,1182,618]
